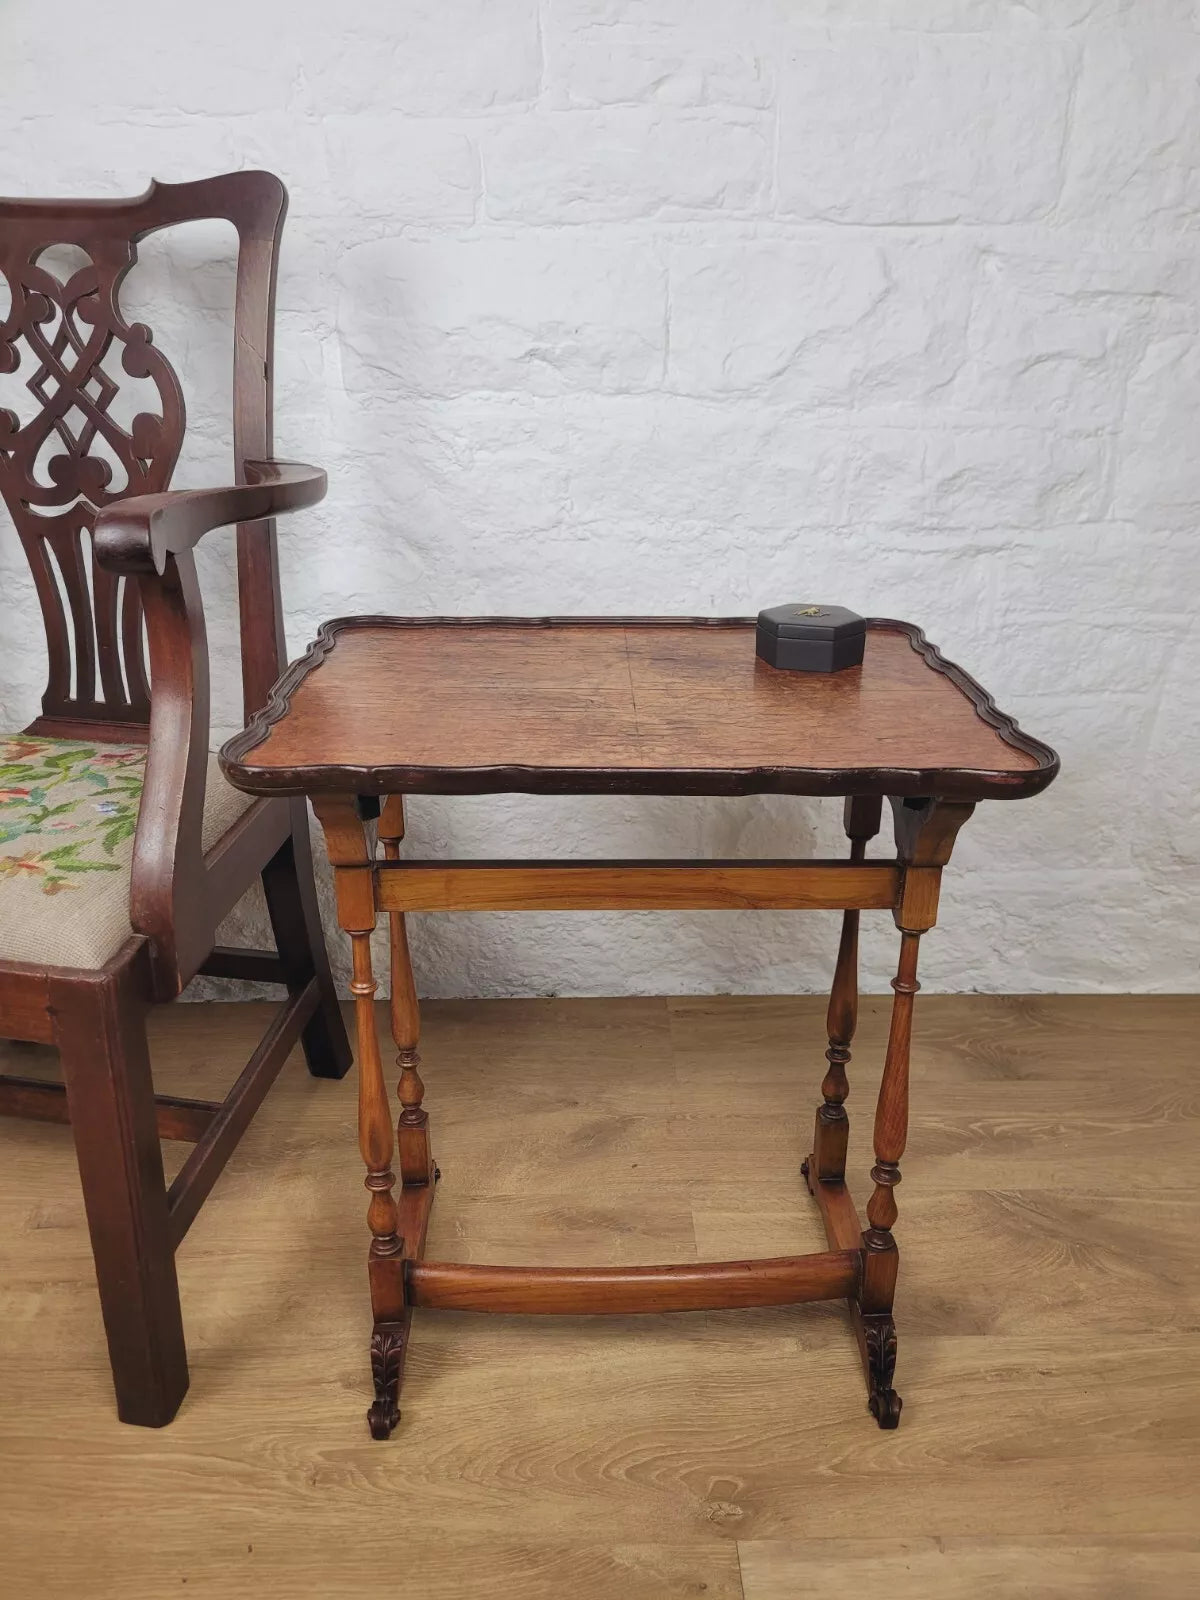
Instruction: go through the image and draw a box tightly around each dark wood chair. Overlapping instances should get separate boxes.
[0,171,350,1427]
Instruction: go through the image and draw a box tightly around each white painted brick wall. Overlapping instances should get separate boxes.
[2,1,1197,997]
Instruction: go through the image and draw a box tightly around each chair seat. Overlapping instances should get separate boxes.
[0,733,254,970]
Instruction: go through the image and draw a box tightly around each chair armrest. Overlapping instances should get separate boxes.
[93,459,326,575]
[94,459,322,996]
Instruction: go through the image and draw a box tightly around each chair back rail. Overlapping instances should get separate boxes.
[0,171,288,730]
[0,172,291,993]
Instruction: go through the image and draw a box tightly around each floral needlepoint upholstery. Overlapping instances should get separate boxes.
[0,735,253,970]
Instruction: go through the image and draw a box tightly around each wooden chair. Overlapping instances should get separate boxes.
[0,172,350,1427]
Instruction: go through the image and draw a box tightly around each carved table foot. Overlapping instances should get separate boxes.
[367,1321,408,1440]
[863,1313,902,1429]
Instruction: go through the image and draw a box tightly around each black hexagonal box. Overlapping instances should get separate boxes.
[755,604,866,673]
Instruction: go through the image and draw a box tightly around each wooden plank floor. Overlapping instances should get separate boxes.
[1,994,1198,1598]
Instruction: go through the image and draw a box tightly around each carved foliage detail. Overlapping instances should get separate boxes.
[863,1315,902,1428]
[368,1323,407,1440]
[864,1317,897,1391]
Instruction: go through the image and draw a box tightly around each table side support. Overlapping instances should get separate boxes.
[379,797,436,1186]
[856,927,919,1427]
[406,1250,860,1314]
[811,795,884,1184]
[312,788,977,1441]
[803,797,974,1429]
[314,794,435,1440]
[373,859,900,913]
[856,797,974,1428]
[803,1161,880,1397]
[348,930,402,1267]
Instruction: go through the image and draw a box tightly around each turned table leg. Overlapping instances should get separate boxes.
[806,795,883,1186]
[855,797,975,1429]
[349,923,409,1438]
[859,927,920,1428]
[380,797,436,1187]
[314,795,423,1440]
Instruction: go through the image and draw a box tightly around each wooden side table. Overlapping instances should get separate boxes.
[220,615,1058,1439]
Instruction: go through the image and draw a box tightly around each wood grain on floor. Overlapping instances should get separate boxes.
[1,995,1197,1599]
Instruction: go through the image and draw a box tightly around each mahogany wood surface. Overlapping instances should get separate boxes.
[811,795,884,1186]
[395,1168,437,1265]
[221,616,1059,801]
[198,945,287,985]
[804,1171,865,1256]
[0,967,55,1044]
[405,1250,860,1315]
[94,460,326,577]
[0,1074,217,1142]
[51,946,188,1426]
[379,798,434,1190]
[864,932,921,1263]
[803,1158,888,1424]
[364,1175,440,1440]
[375,859,900,913]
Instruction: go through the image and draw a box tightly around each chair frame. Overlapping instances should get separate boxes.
[0,172,350,1427]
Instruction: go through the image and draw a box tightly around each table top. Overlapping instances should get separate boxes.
[219,616,1058,802]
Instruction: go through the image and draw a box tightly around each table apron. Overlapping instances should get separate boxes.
[373,859,901,914]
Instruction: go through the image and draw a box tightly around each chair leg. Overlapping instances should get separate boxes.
[262,799,352,1081]
[51,952,189,1428]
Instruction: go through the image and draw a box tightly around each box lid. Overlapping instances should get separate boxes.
[756,604,865,644]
